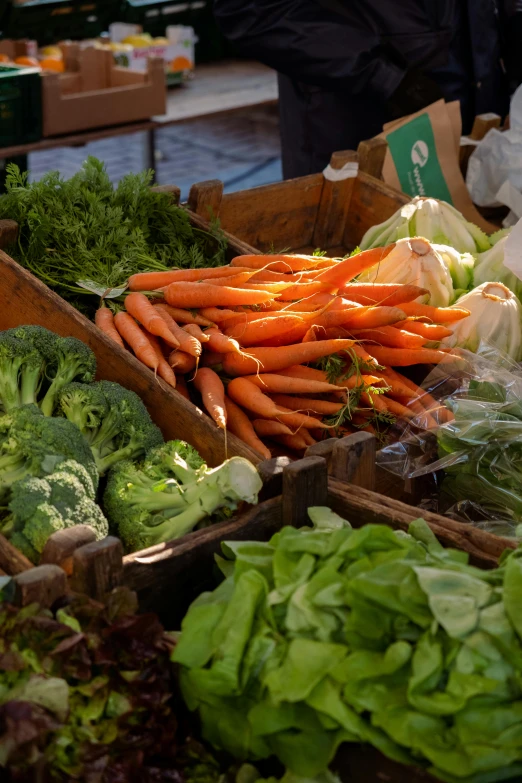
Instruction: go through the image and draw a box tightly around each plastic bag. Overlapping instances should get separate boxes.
[466,84,522,224]
[377,344,522,535]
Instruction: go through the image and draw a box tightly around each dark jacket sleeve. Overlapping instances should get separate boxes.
[213,0,405,99]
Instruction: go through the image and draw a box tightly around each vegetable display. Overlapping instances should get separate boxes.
[175,511,522,783]
[0,159,227,315]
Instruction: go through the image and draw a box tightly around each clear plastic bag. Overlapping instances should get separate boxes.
[377,343,522,534]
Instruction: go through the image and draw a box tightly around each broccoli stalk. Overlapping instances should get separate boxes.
[104,448,262,553]
[0,334,43,411]
[40,337,96,417]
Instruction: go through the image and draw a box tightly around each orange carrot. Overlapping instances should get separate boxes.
[373,374,415,399]
[351,325,426,349]
[300,429,317,446]
[275,406,330,430]
[201,271,257,287]
[219,310,313,328]
[176,374,191,402]
[360,390,389,415]
[222,338,355,376]
[338,283,429,306]
[365,346,461,367]
[302,327,318,343]
[155,308,202,358]
[253,419,294,437]
[95,307,124,348]
[245,373,344,394]
[205,327,242,354]
[125,292,180,348]
[230,254,337,273]
[147,333,177,388]
[224,397,271,459]
[380,368,453,424]
[114,312,159,371]
[198,307,241,323]
[394,320,453,340]
[380,396,416,419]
[152,302,214,327]
[250,270,316,283]
[201,350,225,368]
[275,281,334,300]
[269,394,344,416]
[241,282,295,293]
[398,302,471,322]
[224,315,305,347]
[164,282,274,309]
[277,364,382,389]
[271,432,309,452]
[128,266,252,289]
[314,245,395,286]
[168,351,197,374]
[227,377,286,418]
[193,368,227,429]
[183,323,210,342]
[321,306,407,331]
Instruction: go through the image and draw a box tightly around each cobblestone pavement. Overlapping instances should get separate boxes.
[28,105,282,198]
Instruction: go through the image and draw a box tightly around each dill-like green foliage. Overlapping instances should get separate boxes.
[0,159,227,314]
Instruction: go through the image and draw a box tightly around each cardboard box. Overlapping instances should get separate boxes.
[41,45,166,136]
[109,22,196,81]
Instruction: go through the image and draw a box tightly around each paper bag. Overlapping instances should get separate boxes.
[378,100,495,232]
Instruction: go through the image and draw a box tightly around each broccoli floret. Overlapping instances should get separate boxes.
[11,325,59,406]
[103,447,262,553]
[59,381,163,475]
[40,337,96,416]
[53,459,96,500]
[144,440,205,482]
[9,531,39,563]
[0,405,98,502]
[0,332,43,411]
[6,462,108,560]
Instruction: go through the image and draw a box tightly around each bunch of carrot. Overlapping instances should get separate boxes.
[94,245,464,459]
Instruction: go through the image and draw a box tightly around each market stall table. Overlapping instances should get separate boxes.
[0,60,279,181]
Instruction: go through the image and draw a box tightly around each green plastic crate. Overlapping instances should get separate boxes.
[123,0,229,62]
[0,63,42,148]
[4,0,120,46]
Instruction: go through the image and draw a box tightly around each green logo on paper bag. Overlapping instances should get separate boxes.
[386,114,453,204]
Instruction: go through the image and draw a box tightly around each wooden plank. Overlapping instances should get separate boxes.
[40,526,97,575]
[187,180,224,222]
[218,174,325,252]
[331,432,376,490]
[0,220,19,250]
[257,456,292,502]
[0,533,33,576]
[357,137,388,180]
[71,537,124,601]
[0,248,260,467]
[313,150,358,250]
[13,564,67,608]
[469,112,502,141]
[151,184,181,204]
[344,172,409,249]
[186,208,259,258]
[282,457,328,527]
[305,438,338,470]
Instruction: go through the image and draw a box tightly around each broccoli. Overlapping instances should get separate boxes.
[103,442,262,553]
[0,405,98,503]
[11,325,59,406]
[58,381,163,475]
[5,462,108,562]
[40,336,96,416]
[0,332,45,411]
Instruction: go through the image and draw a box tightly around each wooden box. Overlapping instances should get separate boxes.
[41,45,166,136]
[186,148,409,257]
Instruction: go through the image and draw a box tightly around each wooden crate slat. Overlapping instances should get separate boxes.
[343,171,409,249]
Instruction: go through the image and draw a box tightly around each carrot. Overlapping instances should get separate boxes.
[201,271,257,287]
[360,390,389,415]
[227,377,286,418]
[365,346,462,367]
[224,315,305,347]
[321,306,407,331]
[314,245,396,286]
[222,338,355,376]
[201,350,225,368]
[398,302,471,322]
[245,373,344,394]
[274,281,334,300]
[351,326,427,349]
[95,307,124,348]
[302,327,318,343]
[338,283,429,307]
[128,266,252,290]
[183,323,210,342]
[275,406,330,430]
[114,312,159,371]
[253,419,294,437]
[152,303,214,327]
[230,254,337,273]
[193,368,227,429]
[164,282,274,309]
[250,270,316,283]
[147,333,177,388]
[276,365,382,389]
[285,294,337,312]
[241,282,295,293]
[218,310,312,328]
[155,308,202,358]
[380,396,416,419]
[269,394,344,416]
[300,429,317,446]
[176,374,191,402]
[373,374,416,399]
[198,307,242,323]
[394,320,453,340]
[168,351,197,374]
[380,368,453,424]
[271,432,309,452]
[205,327,242,354]
[125,292,181,348]
[224,397,271,460]
[351,417,377,436]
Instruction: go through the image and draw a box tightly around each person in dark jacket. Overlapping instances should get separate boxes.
[214,0,522,178]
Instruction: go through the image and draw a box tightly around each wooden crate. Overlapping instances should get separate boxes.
[186,149,409,257]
